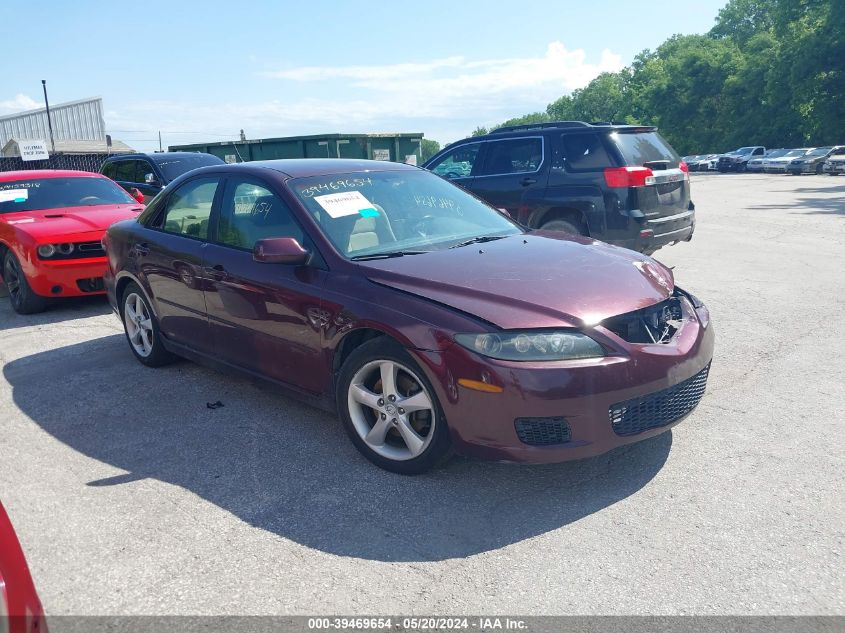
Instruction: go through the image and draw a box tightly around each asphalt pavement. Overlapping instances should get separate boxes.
[0,172,842,615]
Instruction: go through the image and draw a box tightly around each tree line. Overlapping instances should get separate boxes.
[459,0,843,156]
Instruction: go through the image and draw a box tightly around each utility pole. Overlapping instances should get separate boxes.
[41,80,56,154]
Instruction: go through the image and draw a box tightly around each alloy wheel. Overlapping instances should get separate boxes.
[347,359,436,461]
[124,292,154,357]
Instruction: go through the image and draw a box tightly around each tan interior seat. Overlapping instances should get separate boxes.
[347,204,396,252]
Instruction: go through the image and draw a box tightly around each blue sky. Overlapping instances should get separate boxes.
[1,0,726,152]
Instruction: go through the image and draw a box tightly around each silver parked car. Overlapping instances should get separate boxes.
[823,146,845,175]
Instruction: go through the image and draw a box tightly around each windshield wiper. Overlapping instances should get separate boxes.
[449,235,508,249]
[350,250,429,261]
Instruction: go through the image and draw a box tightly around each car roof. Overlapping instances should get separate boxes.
[187,158,418,179]
[0,169,105,182]
[101,151,223,164]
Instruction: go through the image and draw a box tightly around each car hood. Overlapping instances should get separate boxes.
[358,233,674,329]
[2,204,143,239]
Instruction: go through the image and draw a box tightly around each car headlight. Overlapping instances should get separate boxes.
[37,244,56,258]
[455,331,605,361]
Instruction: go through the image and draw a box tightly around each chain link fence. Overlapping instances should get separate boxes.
[0,153,110,174]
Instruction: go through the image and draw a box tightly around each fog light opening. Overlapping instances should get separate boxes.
[51,285,62,294]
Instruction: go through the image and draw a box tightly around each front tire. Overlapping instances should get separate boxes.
[3,251,47,314]
[121,282,174,367]
[337,338,451,474]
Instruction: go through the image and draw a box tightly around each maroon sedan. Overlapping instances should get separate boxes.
[104,159,714,474]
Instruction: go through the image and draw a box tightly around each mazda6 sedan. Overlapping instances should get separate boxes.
[103,159,714,474]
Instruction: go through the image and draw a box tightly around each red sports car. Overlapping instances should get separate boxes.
[0,170,144,314]
[0,503,47,633]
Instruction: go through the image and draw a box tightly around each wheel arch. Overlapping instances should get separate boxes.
[115,272,158,319]
[331,327,404,387]
[533,206,591,235]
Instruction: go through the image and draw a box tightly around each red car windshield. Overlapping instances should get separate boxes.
[0,177,135,213]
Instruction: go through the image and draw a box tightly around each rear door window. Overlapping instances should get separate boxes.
[610,131,680,167]
[554,133,613,172]
[479,138,543,176]
[157,177,220,240]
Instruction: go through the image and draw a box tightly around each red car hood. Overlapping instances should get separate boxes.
[359,232,674,329]
[3,204,143,239]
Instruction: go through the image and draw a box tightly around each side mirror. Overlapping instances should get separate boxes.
[144,173,159,186]
[129,187,145,204]
[253,237,310,265]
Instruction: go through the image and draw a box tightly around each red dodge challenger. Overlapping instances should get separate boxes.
[0,170,144,314]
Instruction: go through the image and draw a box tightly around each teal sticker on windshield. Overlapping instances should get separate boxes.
[358,207,379,218]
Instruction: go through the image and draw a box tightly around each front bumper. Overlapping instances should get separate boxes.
[27,257,108,297]
[785,164,816,174]
[412,301,715,463]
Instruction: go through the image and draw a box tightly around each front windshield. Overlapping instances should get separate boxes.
[766,149,788,158]
[0,177,135,213]
[733,147,756,155]
[806,147,832,156]
[290,169,522,258]
[783,149,807,158]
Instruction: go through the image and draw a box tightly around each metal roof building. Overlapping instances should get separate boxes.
[0,97,106,147]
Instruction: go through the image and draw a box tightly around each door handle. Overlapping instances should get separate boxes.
[132,243,150,256]
[205,264,229,281]
[520,177,537,186]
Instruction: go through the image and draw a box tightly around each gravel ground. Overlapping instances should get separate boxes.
[0,172,842,616]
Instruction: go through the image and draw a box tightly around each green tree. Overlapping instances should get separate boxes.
[420,138,440,162]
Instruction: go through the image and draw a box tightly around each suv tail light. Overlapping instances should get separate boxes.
[604,166,654,188]
[679,161,689,173]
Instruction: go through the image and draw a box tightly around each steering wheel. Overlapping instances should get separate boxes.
[444,171,464,180]
[412,215,437,237]
[79,196,102,204]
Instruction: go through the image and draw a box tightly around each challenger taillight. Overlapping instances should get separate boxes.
[604,166,654,188]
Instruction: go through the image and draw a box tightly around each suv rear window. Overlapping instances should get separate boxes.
[610,131,679,167]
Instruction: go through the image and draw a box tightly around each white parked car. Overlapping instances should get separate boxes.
[748,149,787,172]
[823,146,845,175]
[763,148,809,173]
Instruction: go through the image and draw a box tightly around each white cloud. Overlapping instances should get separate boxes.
[0,94,40,115]
[263,42,623,98]
[103,42,624,151]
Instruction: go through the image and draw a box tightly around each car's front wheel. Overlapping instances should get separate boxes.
[3,251,47,314]
[121,282,174,367]
[337,338,451,474]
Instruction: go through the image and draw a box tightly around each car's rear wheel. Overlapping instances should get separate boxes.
[121,282,174,367]
[337,338,451,474]
[3,251,47,314]
[541,218,585,236]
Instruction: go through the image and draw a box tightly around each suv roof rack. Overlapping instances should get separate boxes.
[489,121,592,134]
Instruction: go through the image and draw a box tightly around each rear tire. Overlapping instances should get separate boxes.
[541,218,585,236]
[3,251,48,314]
[336,337,452,474]
[121,282,174,367]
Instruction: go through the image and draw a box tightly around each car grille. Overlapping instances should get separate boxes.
[76,277,105,293]
[609,363,710,436]
[515,417,572,446]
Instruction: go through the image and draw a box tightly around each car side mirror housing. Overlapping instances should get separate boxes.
[253,237,310,265]
[144,173,159,185]
[129,187,145,204]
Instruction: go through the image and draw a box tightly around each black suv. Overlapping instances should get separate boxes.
[100,152,224,203]
[422,121,694,254]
